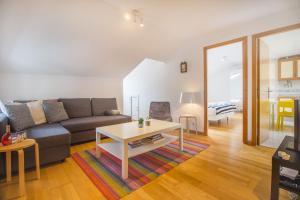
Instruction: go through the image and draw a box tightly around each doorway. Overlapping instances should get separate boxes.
[252,24,300,147]
[204,37,248,144]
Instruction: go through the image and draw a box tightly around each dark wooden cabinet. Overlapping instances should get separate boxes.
[271,136,300,199]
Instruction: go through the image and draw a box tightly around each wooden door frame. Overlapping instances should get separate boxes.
[252,23,300,146]
[204,36,248,144]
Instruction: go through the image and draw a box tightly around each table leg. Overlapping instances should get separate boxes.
[271,157,280,200]
[122,141,128,179]
[6,151,11,182]
[186,118,190,134]
[96,132,101,158]
[35,143,40,179]
[272,104,275,130]
[18,149,25,196]
[179,127,183,151]
[194,117,198,135]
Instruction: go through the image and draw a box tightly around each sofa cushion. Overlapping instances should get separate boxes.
[60,115,131,133]
[59,98,92,118]
[14,99,58,103]
[14,100,36,103]
[91,98,118,116]
[5,104,35,132]
[43,101,69,123]
[26,123,70,149]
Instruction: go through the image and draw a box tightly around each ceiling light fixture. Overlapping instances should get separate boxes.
[140,18,144,28]
[124,13,131,21]
[221,56,228,62]
[230,73,241,79]
[125,9,145,28]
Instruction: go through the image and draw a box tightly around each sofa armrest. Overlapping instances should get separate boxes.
[120,114,132,122]
[0,113,8,138]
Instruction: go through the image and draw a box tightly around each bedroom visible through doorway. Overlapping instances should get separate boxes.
[204,37,248,144]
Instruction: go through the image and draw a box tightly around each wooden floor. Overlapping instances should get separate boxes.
[0,119,289,200]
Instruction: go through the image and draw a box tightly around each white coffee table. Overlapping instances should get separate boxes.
[96,119,183,179]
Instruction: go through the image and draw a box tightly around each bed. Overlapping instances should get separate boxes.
[208,102,237,122]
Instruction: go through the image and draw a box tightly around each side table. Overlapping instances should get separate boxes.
[0,139,40,196]
[271,136,300,199]
[179,114,198,134]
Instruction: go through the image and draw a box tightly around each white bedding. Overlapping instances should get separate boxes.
[208,102,237,121]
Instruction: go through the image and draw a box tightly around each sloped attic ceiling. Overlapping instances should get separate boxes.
[0,0,299,78]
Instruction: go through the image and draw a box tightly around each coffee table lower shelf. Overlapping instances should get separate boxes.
[97,133,178,159]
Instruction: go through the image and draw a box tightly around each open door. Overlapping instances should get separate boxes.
[203,36,248,144]
[258,40,271,144]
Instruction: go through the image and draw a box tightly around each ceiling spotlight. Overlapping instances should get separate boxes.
[140,18,144,28]
[221,56,228,62]
[230,73,241,79]
[124,13,131,21]
[125,9,145,27]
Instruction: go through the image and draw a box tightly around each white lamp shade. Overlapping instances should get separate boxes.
[179,92,199,104]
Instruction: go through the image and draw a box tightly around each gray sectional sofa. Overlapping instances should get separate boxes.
[0,98,131,178]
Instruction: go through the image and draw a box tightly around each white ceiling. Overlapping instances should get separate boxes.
[0,0,299,78]
[207,42,242,76]
[261,28,300,59]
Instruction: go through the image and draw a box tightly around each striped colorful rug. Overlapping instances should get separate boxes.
[72,138,209,200]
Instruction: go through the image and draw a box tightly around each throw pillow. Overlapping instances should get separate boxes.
[104,110,121,116]
[43,101,69,123]
[5,103,35,132]
[26,100,47,125]
[91,98,117,116]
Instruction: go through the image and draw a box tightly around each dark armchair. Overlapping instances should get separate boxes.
[149,102,172,122]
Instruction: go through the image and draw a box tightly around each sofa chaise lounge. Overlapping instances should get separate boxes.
[0,98,131,178]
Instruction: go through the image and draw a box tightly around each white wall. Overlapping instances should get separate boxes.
[207,42,243,103]
[230,68,243,101]
[0,73,123,111]
[124,58,202,131]
[208,67,231,102]
[123,59,170,119]
[208,66,243,103]
[123,8,300,142]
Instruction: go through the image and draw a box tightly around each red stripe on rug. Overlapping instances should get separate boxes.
[153,146,191,162]
[89,150,149,190]
[167,143,202,154]
[181,139,209,147]
[72,153,121,200]
[132,153,175,174]
[72,139,209,200]
[89,149,152,188]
